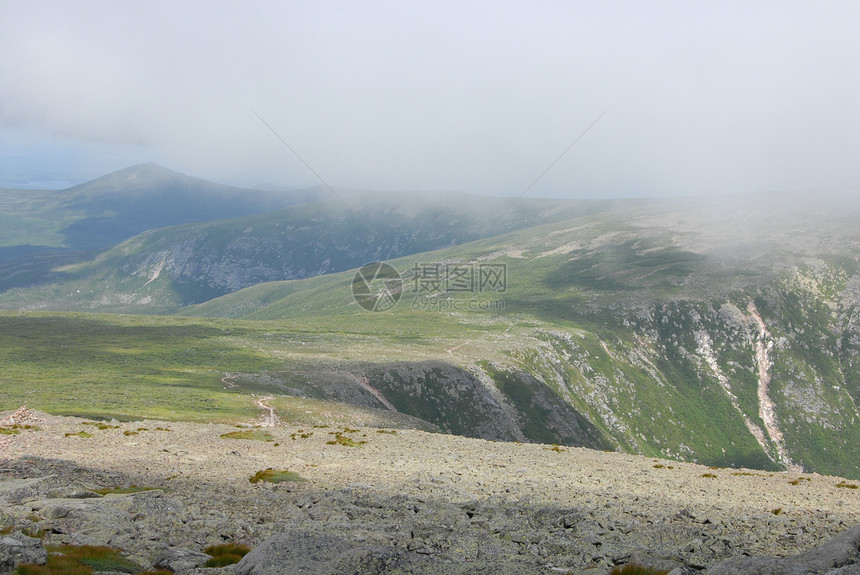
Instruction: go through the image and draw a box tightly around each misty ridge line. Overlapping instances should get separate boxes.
[252,106,608,262]
[251,108,378,237]
[492,107,609,226]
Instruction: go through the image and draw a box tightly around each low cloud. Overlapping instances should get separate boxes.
[1,1,858,196]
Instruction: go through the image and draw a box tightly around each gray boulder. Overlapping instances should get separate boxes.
[707,524,860,574]
[234,530,548,575]
[707,556,812,575]
[153,547,213,572]
[797,525,860,573]
[0,533,47,573]
[235,531,357,575]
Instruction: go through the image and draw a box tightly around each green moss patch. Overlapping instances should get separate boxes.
[82,422,120,430]
[0,424,40,435]
[220,429,274,442]
[92,485,160,495]
[16,544,142,574]
[249,468,307,484]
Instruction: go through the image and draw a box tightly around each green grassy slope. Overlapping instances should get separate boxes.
[175,190,860,477]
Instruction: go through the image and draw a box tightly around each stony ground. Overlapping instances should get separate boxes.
[1,407,859,574]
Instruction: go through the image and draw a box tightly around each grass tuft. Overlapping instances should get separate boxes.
[64,431,93,438]
[700,473,717,478]
[325,433,366,447]
[836,481,859,489]
[203,542,252,567]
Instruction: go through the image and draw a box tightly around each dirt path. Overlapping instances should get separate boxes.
[254,395,280,427]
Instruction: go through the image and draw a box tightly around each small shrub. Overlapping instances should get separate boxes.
[701,473,717,479]
[21,528,48,539]
[772,507,783,515]
[154,427,171,431]
[341,427,360,433]
[0,427,20,435]
[836,481,859,489]
[203,542,252,567]
[123,430,138,436]
[376,429,397,434]
[64,431,93,438]
[653,464,665,469]
[546,444,565,452]
[609,564,670,575]
[249,468,306,484]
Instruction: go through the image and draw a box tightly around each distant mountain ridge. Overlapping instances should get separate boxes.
[47,162,326,250]
[0,163,328,288]
[0,167,618,306]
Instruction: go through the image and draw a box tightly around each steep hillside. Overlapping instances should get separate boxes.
[178,189,860,478]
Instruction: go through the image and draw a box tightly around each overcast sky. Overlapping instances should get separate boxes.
[1,1,858,197]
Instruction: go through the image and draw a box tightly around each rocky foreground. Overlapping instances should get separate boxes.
[1,408,859,574]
